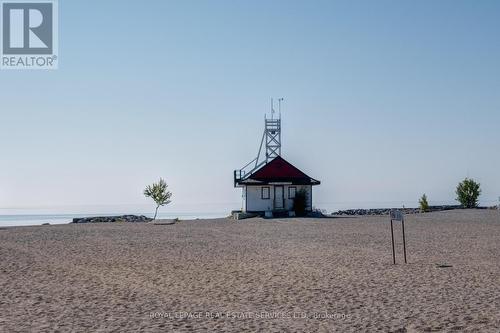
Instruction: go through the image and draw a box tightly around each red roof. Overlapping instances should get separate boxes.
[238,156,320,185]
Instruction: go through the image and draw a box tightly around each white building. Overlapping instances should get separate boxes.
[234,102,320,215]
[235,155,320,213]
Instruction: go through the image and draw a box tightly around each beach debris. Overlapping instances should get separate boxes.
[436,263,453,268]
[71,215,152,224]
[42,223,50,226]
[151,220,176,225]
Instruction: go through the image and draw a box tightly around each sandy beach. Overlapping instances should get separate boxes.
[0,209,499,332]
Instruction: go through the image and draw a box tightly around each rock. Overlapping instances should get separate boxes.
[42,223,50,226]
[71,215,152,224]
[306,211,325,218]
[331,205,463,216]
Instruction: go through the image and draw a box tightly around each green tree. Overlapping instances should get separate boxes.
[456,178,481,208]
[144,178,172,219]
[419,194,430,212]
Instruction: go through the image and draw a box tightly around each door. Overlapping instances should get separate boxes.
[274,186,284,209]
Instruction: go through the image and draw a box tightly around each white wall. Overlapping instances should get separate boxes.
[244,185,313,212]
[245,186,274,212]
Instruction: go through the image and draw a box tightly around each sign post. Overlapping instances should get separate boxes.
[390,209,407,264]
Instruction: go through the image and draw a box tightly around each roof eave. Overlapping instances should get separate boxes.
[238,178,321,186]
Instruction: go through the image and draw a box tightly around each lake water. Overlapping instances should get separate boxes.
[0,212,229,227]
[0,204,235,227]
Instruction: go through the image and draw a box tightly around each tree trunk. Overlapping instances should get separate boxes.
[154,206,159,220]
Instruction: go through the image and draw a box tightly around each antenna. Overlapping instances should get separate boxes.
[278,98,284,117]
[271,98,275,120]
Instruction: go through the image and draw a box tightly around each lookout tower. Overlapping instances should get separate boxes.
[234,98,284,185]
[264,98,283,162]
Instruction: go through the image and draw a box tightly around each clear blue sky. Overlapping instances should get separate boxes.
[1,0,499,213]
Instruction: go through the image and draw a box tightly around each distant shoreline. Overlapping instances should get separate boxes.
[2,205,499,227]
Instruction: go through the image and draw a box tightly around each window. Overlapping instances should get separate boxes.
[261,187,270,199]
[288,186,297,199]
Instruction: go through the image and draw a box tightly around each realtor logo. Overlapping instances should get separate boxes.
[1,0,58,69]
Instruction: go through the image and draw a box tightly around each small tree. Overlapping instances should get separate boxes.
[419,194,430,212]
[456,178,481,208]
[144,178,172,219]
[293,189,308,216]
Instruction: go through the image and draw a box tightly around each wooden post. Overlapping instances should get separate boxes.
[390,219,396,265]
[402,218,407,264]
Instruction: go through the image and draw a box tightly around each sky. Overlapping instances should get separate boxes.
[1,0,500,215]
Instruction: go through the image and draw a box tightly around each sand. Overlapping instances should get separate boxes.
[0,210,499,332]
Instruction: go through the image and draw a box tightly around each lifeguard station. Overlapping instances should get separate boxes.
[234,99,320,217]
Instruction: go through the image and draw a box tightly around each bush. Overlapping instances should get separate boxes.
[293,189,308,216]
[419,194,430,212]
[456,178,481,208]
[144,178,172,219]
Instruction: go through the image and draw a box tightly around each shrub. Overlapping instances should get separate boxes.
[293,189,308,216]
[419,194,430,212]
[456,178,481,208]
[144,178,172,219]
